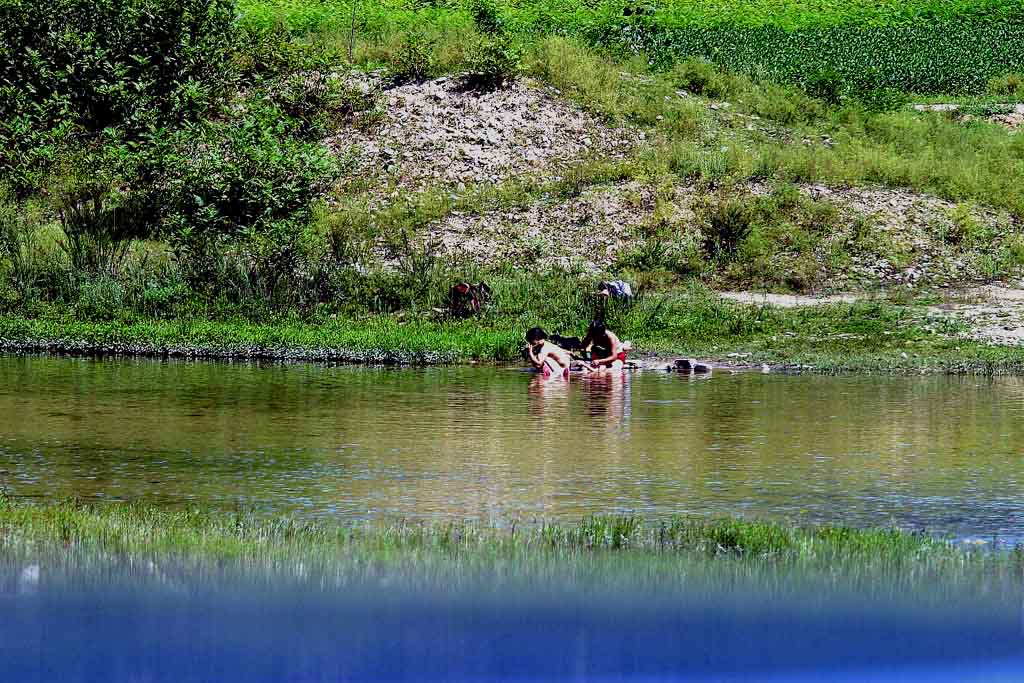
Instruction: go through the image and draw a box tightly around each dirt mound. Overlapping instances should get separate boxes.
[420,179,1021,279]
[779,183,1022,289]
[432,181,653,272]
[335,76,637,192]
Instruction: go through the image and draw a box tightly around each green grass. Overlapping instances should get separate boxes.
[241,0,1024,33]
[2,495,1020,599]
[3,290,1023,373]
[0,311,521,362]
[241,0,1024,94]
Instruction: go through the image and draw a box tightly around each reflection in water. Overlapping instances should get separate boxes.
[527,371,570,415]
[1,560,1022,683]
[1,356,1023,541]
[579,371,630,421]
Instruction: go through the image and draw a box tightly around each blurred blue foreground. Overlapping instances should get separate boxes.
[2,573,1021,682]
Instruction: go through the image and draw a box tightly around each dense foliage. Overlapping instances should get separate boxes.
[0,0,237,193]
[243,0,1024,95]
[0,0,353,313]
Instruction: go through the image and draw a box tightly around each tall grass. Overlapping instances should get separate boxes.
[2,496,1020,599]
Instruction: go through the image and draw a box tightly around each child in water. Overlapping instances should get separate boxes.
[582,320,628,372]
[525,327,573,378]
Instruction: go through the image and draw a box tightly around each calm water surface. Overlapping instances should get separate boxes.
[1,355,1022,541]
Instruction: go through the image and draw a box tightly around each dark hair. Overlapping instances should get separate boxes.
[586,320,606,338]
[525,327,548,343]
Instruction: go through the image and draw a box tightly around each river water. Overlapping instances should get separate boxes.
[1,355,1022,542]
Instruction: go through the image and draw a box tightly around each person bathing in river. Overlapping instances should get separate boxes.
[582,320,628,372]
[526,327,573,378]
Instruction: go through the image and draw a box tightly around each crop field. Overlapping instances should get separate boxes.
[240,0,1024,94]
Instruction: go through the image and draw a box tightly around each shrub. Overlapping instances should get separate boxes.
[803,68,846,105]
[702,198,753,258]
[49,161,151,277]
[141,281,191,318]
[0,193,51,306]
[672,59,734,99]
[1000,232,1024,272]
[945,203,988,247]
[468,0,502,35]
[853,87,909,113]
[235,23,333,80]
[461,35,520,91]
[987,73,1024,97]
[390,31,437,85]
[311,204,374,271]
[0,0,237,193]
[261,71,382,139]
[382,224,444,309]
[76,275,126,321]
[156,104,344,292]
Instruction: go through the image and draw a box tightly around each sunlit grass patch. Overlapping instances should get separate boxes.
[2,496,1020,600]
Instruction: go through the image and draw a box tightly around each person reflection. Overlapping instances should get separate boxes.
[580,371,630,425]
[527,371,571,420]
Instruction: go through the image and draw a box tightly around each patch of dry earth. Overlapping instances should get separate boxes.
[931,283,1024,346]
[431,181,654,272]
[718,292,860,307]
[334,76,638,193]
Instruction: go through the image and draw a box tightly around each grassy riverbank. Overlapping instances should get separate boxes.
[2,497,1020,598]
[3,292,1024,373]
[4,0,1024,372]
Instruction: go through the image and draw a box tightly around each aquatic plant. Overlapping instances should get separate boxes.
[2,497,1020,600]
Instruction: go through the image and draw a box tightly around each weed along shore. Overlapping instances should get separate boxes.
[2,497,1020,596]
[2,301,1024,374]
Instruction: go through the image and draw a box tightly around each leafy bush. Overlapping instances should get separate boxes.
[0,0,237,193]
[803,68,846,105]
[76,275,126,321]
[141,281,191,318]
[261,72,381,139]
[1000,233,1024,271]
[945,203,989,247]
[468,0,502,35]
[701,198,753,258]
[0,193,51,306]
[853,87,909,113]
[390,31,437,85]
[155,104,344,293]
[987,73,1024,97]
[49,162,151,277]
[382,224,444,309]
[671,59,734,99]
[461,35,520,90]
[235,23,333,80]
[692,186,843,291]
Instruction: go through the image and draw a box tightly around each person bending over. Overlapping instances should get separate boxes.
[526,327,573,378]
[582,320,627,371]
